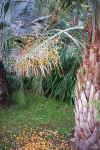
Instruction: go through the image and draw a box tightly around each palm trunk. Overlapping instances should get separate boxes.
[73,44,100,150]
[72,1,100,150]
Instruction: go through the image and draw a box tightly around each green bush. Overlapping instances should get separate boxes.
[23,76,43,95]
[11,91,27,108]
[21,46,81,105]
[11,91,44,108]
[42,46,80,104]
[6,72,21,94]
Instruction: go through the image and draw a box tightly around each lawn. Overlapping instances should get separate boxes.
[0,93,75,150]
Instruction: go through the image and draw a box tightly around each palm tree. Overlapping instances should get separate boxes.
[70,1,100,149]
[1,0,100,148]
[19,0,99,149]
[0,0,51,106]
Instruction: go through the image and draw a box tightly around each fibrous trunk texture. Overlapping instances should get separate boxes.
[72,41,100,150]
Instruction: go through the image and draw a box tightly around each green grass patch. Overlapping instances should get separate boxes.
[0,93,74,149]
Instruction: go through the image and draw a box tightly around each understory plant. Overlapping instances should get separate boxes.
[42,46,80,104]
[3,14,84,106]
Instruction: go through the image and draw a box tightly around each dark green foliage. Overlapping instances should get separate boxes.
[54,20,70,30]
[6,73,21,94]
[23,77,34,90]
[4,0,11,15]
[11,91,26,108]
[42,47,80,104]
[2,38,22,95]
[23,76,43,95]
[0,61,9,103]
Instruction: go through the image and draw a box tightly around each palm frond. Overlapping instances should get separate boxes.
[12,34,60,77]
[8,26,84,77]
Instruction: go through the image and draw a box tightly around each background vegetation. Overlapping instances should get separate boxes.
[0,0,88,149]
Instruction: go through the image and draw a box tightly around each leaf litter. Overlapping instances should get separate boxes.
[0,127,75,150]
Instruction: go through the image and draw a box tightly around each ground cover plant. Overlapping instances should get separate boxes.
[0,94,74,150]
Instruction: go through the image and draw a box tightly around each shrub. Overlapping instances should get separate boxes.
[11,91,27,108]
[23,76,43,95]
[42,46,80,104]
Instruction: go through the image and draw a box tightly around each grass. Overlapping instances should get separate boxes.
[0,93,74,149]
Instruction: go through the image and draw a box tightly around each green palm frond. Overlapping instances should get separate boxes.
[8,26,84,77]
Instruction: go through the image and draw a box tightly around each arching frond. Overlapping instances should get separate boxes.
[7,26,84,77]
